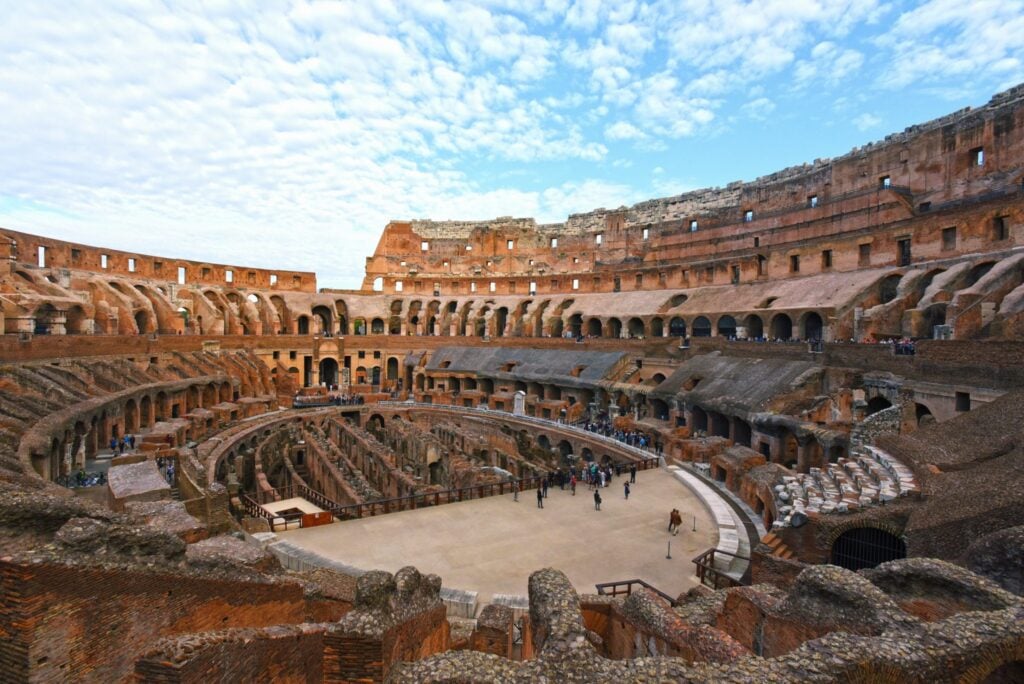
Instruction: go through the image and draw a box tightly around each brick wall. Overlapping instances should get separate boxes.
[0,559,306,682]
[134,624,328,683]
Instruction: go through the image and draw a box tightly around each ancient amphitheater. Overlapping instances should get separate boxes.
[1,85,1023,683]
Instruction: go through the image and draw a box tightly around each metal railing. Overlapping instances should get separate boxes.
[692,548,749,590]
[595,578,679,606]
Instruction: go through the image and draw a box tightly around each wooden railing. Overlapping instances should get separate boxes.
[594,578,679,606]
[692,548,748,590]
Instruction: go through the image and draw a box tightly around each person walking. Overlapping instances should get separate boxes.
[594,489,602,511]
[630,464,637,483]
[542,476,549,498]
[624,482,630,499]
[670,509,682,535]
[536,487,544,509]
[570,475,577,496]
[668,508,676,533]
[513,479,519,502]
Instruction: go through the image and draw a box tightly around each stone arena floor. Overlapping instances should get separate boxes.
[278,468,717,602]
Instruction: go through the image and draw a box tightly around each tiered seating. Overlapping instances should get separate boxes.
[773,447,920,527]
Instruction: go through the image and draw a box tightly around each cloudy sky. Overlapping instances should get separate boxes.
[1,1,1022,288]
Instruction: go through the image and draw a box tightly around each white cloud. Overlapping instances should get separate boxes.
[604,121,646,140]
[852,112,882,130]
[876,0,1024,90]
[742,97,776,120]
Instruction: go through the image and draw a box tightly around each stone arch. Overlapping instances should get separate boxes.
[123,399,139,434]
[319,358,339,386]
[537,434,551,451]
[800,311,824,341]
[627,317,645,337]
[692,316,712,337]
[297,315,311,335]
[650,398,669,420]
[669,316,687,337]
[311,305,333,334]
[915,402,935,427]
[134,309,151,334]
[494,307,509,337]
[716,315,737,338]
[866,395,893,415]
[586,317,602,337]
[879,273,902,304]
[606,317,622,338]
[568,313,583,338]
[650,317,664,336]
[387,357,399,381]
[370,318,385,334]
[549,317,564,337]
[743,314,764,339]
[770,313,793,340]
[830,526,907,571]
[65,305,89,334]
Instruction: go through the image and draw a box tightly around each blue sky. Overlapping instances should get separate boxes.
[1,1,1022,289]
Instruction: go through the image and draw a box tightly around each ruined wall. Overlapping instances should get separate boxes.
[0,559,306,682]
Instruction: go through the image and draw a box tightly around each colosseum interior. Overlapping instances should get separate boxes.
[1,85,1023,683]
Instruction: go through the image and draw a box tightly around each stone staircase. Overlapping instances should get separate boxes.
[761,532,795,560]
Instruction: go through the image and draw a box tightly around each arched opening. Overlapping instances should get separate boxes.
[627,317,645,337]
[557,440,573,462]
[650,398,669,420]
[879,274,902,304]
[606,318,622,338]
[743,314,764,340]
[691,406,708,433]
[370,318,385,334]
[709,412,730,437]
[581,447,594,462]
[733,419,752,447]
[537,435,551,452]
[318,358,339,387]
[134,310,151,334]
[65,305,88,335]
[494,307,508,337]
[312,305,332,334]
[716,315,737,338]
[569,313,583,337]
[586,318,602,337]
[966,261,996,287]
[669,317,687,337]
[922,303,947,335]
[802,312,824,341]
[123,399,138,434]
[866,396,893,416]
[297,315,311,335]
[650,317,664,336]
[778,428,798,468]
[692,316,712,337]
[371,366,381,386]
[915,403,935,427]
[830,527,907,571]
[549,318,564,337]
[386,357,399,381]
[770,313,793,340]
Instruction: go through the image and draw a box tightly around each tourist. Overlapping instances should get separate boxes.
[542,476,549,498]
[536,487,543,509]
[670,509,683,536]
[570,475,576,495]
[512,479,519,502]
[630,464,637,483]
[593,489,602,511]
[624,482,630,499]
[109,437,117,453]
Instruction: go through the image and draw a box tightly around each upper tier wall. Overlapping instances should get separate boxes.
[0,228,316,292]
[364,83,1024,290]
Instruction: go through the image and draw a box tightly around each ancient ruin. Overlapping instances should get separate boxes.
[1,85,1023,682]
